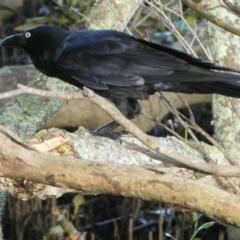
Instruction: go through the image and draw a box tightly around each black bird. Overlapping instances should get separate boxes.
[1,25,240,135]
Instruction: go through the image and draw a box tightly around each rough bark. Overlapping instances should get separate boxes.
[86,0,142,31]
[207,1,240,239]
[207,1,240,153]
[1,126,240,227]
[0,66,75,139]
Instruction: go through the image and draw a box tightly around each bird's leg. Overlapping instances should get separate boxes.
[89,98,140,139]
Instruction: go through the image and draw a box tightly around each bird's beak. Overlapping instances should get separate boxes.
[0,33,24,48]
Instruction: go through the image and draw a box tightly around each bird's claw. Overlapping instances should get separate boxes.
[88,128,127,143]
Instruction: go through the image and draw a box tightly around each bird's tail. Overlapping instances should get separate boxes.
[183,81,240,98]
[152,71,240,98]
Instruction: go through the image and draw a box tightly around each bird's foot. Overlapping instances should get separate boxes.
[88,120,129,142]
[89,128,127,142]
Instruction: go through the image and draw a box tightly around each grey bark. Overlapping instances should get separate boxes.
[207,0,240,239]
[86,0,142,31]
[0,66,76,140]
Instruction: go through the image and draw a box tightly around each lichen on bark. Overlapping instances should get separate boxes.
[207,0,240,157]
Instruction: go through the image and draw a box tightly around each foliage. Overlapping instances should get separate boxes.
[15,0,94,31]
[165,213,216,240]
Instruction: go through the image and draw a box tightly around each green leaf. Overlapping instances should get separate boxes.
[197,221,215,231]
[49,225,64,236]
[185,14,198,27]
[14,17,52,32]
[66,0,79,7]
[192,212,198,231]
[71,194,85,220]
[15,22,40,32]
[190,221,215,240]
[53,0,64,6]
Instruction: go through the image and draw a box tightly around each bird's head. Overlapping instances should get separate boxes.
[1,25,68,54]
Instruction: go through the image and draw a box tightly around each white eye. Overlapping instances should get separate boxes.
[25,32,31,38]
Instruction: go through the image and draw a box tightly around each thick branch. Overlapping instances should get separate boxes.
[0,127,240,226]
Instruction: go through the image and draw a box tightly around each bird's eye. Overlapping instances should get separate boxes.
[25,32,31,38]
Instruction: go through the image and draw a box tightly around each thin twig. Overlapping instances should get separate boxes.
[176,93,238,165]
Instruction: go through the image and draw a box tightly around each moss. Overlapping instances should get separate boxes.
[0,67,78,140]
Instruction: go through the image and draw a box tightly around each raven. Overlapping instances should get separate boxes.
[1,25,240,134]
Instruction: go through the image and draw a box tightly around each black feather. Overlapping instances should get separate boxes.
[2,25,240,134]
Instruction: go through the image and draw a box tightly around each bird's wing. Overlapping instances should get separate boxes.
[54,30,240,90]
[53,31,178,90]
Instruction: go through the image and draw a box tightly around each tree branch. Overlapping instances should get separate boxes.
[181,0,240,37]
[0,126,240,226]
[0,84,238,177]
